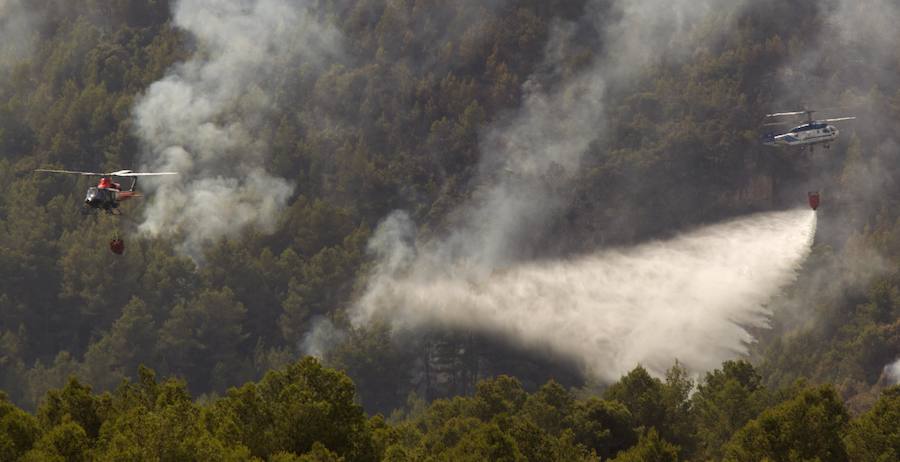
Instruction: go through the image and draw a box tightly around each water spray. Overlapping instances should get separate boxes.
[355,209,818,380]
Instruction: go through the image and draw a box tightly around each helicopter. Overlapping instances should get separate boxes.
[34,168,177,215]
[35,168,177,254]
[761,110,855,151]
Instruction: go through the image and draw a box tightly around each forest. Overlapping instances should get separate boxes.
[0,0,899,459]
[2,358,899,461]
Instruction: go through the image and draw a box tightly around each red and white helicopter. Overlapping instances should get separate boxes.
[35,168,177,254]
[762,110,855,151]
[35,168,177,215]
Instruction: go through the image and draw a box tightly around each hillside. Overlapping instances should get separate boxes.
[1,0,899,459]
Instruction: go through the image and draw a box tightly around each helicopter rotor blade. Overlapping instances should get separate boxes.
[35,168,105,176]
[107,171,179,177]
[821,116,856,123]
[36,168,179,177]
[765,111,809,118]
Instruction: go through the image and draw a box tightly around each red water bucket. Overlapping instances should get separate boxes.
[808,191,820,211]
[109,239,125,255]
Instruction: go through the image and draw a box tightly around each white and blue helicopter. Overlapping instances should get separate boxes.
[762,110,855,151]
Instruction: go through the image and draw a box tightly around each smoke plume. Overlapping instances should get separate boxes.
[0,0,38,65]
[345,1,832,382]
[414,0,744,270]
[301,316,347,359]
[358,209,816,379]
[830,0,900,65]
[135,0,343,253]
[765,0,900,333]
[886,359,900,385]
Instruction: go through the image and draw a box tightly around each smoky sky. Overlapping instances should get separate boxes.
[135,0,344,254]
[778,0,900,378]
[887,358,900,385]
[344,0,836,384]
[0,0,39,65]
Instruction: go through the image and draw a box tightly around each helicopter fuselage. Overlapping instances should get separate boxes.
[34,167,173,215]
[83,178,140,212]
[763,122,839,148]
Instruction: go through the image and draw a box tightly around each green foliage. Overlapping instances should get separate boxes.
[38,377,107,439]
[474,375,528,420]
[520,381,575,436]
[209,357,375,461]
[0,392,40,461]
[0,2,899,460]
[603,366,666,428]
[603,363,695,453]
[844,386,900,462]
[609,429,678,462]
[443,422,525,462]
[158,287,250,392]
[723,385,850,462]
[27,421,90,462]
[93,370,250,461]
[0,0,782,386]
[570,398,636,460]
[693,360,769,460]
[1,359,900,460]
[81,297,157,390]
[327,322,417,413]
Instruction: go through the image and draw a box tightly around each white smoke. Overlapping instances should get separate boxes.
[777,0,900,112]
[599,0,731,76]
[301,316,347,359]
[886,359,900,385]
[419,0,744,270]
[357,209,816,379]
[830,0,900,58]
[352,0,763,380]
[135,0,342,253]
[0,0,38,65]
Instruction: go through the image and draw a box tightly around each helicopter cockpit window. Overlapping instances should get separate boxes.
[85,187,112,203]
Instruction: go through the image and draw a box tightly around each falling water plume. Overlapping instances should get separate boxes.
[356,209,818,381]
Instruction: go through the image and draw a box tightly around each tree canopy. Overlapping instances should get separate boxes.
[1,0,900,458]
